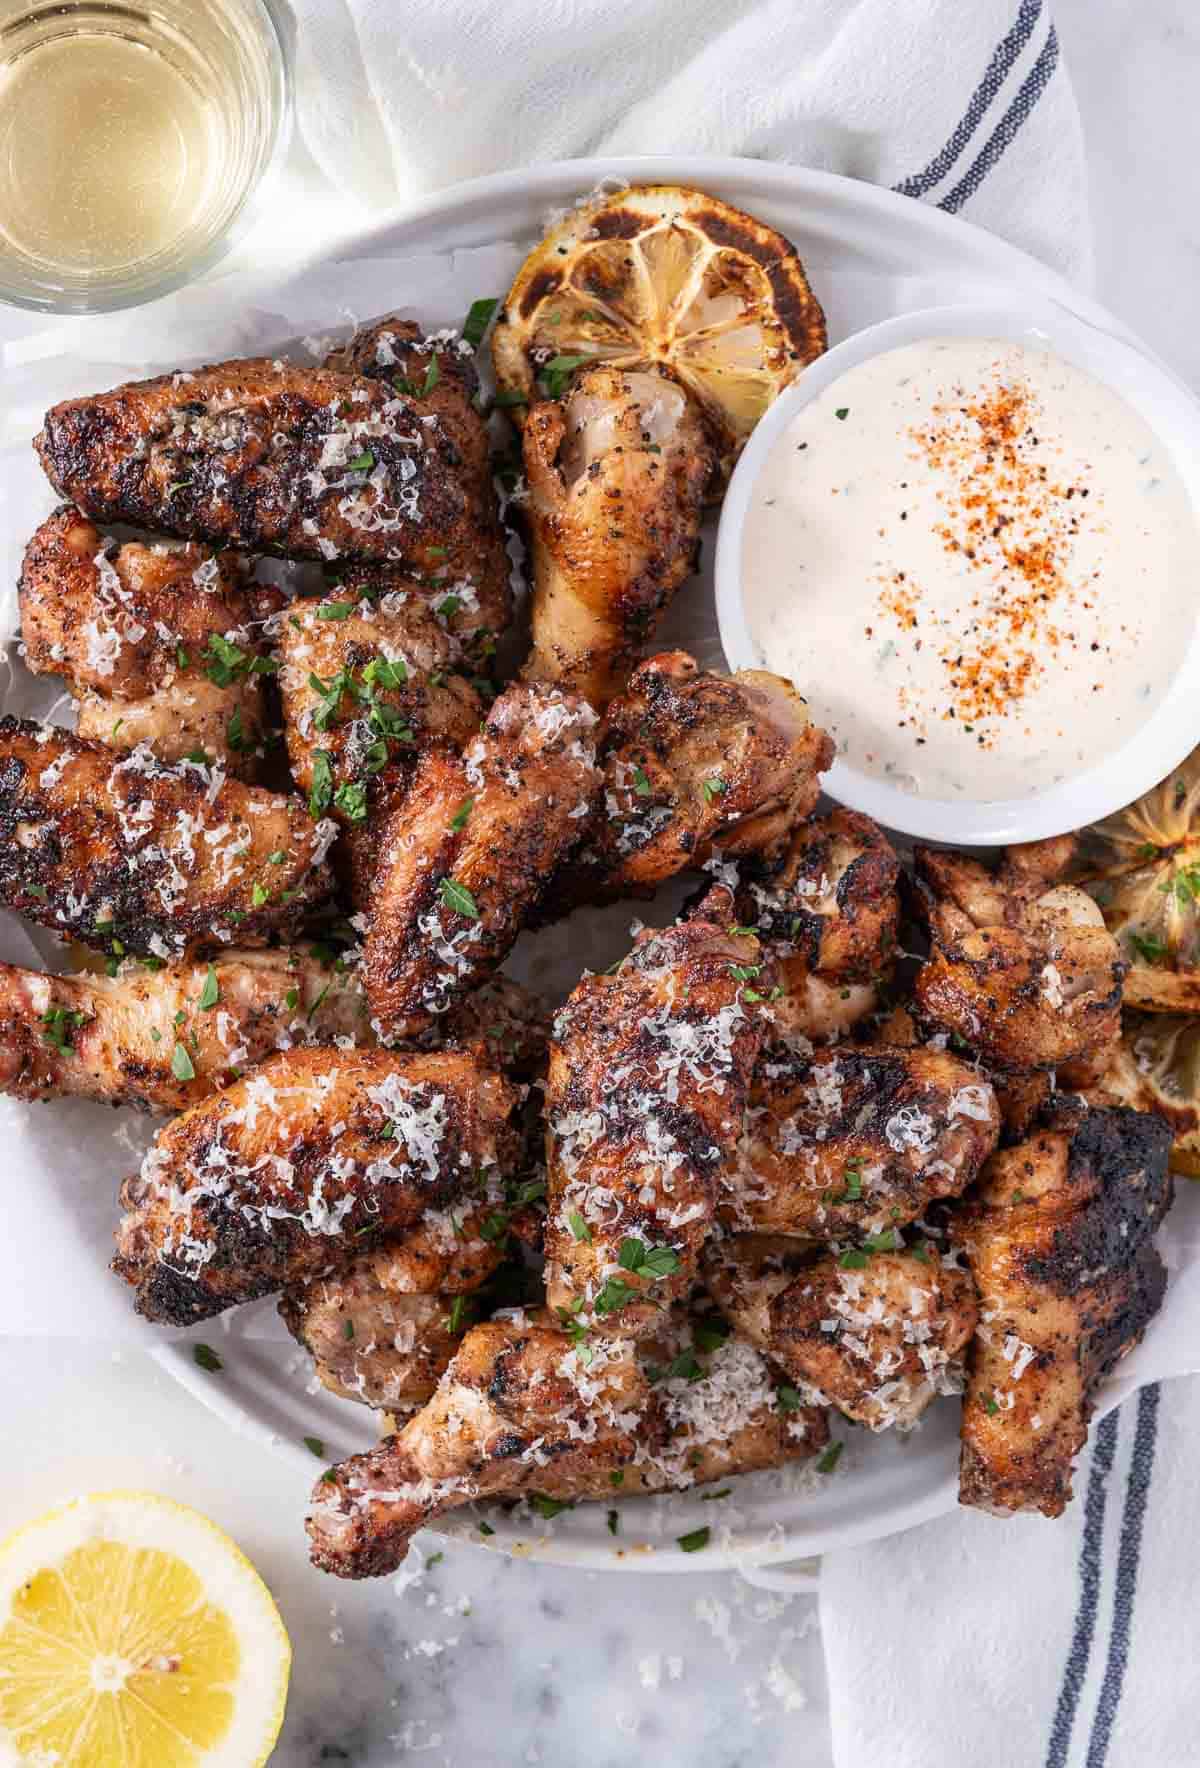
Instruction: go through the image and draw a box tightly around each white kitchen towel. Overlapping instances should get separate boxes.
[281,0,1094,286]
[821,1370,1200,1768]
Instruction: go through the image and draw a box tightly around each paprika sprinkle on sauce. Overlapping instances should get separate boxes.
[744,337,1198,801]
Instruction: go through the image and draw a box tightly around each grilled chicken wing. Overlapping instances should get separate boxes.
[19,507,270,775]
[362,685,599,1040]
[914,847,1126,1074]
[306,1310,825,1577]
[520,367,712,706]
[325,318,512,653]
[35,358,479,572]
[279,1201,513,1414]
[706,1234,977,1432]
[0,720,333,959]
[585,652,833,897]
[735,809,901,1044]
[0,950,367,1111]
[953,1103,1172,1516]
[276,582,481,811]
[726,1044,1000,1240]
[544,892,772,1333]
[112,1047,517,1323]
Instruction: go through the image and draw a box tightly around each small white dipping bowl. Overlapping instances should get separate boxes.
[714,301,1200,845]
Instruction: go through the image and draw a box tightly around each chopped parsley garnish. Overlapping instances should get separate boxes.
[205,632,276,687]
[444,1295,469,1335]
[193,1343,222,1372]
[607,1509,620,1536]
[309,750,334,818]
[701,776,726,804]
[437,593,462,618]
[284,987,300,1011]
[478,1520,495,1537]
[617,1237,681,1278]
[478,1211,510,1244]
[303,1435,326,1459]
[198,965,220,1010]
[817,1442,844,1474]
[462,297,500,349]
[835,407,850,420]
[529,1494,573,1520]
[440,877,480,919]
[171,1042,196,1082]
[268,849,288,865]
[838,1248,869,1270]
[592,1277,640,1317]
[692,1318,730,1355]
[568,1209,592,1243]
[862,1228,903,1253]
[175,645,190,669]
[676,1527,710,1554]
[334,780,368,823]
[609,1470,624,1488]
[664,1351,703,1384]
[983,1394,1000,1416]
[632,765,652,797]
[225,707,250,753]
[251,882,270,907]
[450,796,475,832]
[541,353,593,399]
[426,1550,444,1569]
[1129,931,1167,964]
[343,1319,355,1341]
[728,963,761,983]
[40,1006,87,1052]
[493,389,529,408]
[316,601,354,621]
[421,354,440,396]
[346,448,375,472]
[776,1385,805,1413]
[307,981,333,1023]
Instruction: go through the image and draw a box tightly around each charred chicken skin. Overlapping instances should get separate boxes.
[19,506,271,774]
[521,366,713,706]
[306,1309,827,1578]
[954,1102,1172,1516]
[325,318,512,651]
[34,358,481,574]
[727,1043,1000,1240]
[705,1234,977,1432]
[112,1047,517,1325]
[914,846,1126,1074]
[544,891,772,1333]
[362,684,600,1040]
[0,719,333,959]
[735,809,901,1044]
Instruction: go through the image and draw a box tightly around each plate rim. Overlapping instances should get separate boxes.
[148,152,1173,1573]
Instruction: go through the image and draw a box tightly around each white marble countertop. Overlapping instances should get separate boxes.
[2,4,1197,1762]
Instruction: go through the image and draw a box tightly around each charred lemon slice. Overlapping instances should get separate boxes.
[1063,746,1200,1011]
[1100,1012,1200,1175]
[492,183,826,481]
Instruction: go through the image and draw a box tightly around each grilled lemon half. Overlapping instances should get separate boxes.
[1100,1012,1200,1175]
[492,182,826,482]
[1063,745,1200,1012]
[0,1492,290,1765]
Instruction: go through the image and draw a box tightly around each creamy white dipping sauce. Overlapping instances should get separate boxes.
[742,337,1200,800]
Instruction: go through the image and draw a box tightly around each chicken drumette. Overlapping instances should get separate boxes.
[0,949,367,1112]
[562,651,833,904]
[361,684,600,1040]
[0,719,333,959]
[19,506,273,774]
[306,1308,827,1578]
[726,1043,1000,1241]
[520,367,712,706]
[544,890,772,1333]
[112,1047,517,1323]
[705,1234,977,1432]
[914,846,1126,1077]
[734,808,901,1044]
[954,1101,1172,1517]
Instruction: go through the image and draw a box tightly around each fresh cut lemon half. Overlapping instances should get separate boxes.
[1098,1011,1200,1176]
[492,182,827,482]
[0,1492,290,1766]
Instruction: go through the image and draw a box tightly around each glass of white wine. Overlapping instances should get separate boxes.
[0,0,289,312]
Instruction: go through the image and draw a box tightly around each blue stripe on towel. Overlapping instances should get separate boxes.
[1084,1384,1162,1768]
[893,0,1044,198]
[937,24,1060,214]
[1044,1410,1120,1768]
